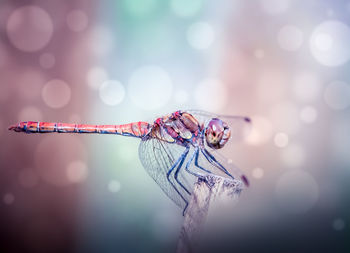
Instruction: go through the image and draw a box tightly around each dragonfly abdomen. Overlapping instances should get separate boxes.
[8,121,150,137]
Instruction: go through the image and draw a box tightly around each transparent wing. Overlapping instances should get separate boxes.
[138,135,195,210]
[186,110,252,142]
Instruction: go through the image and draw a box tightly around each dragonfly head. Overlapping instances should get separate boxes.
[204,118,231,149]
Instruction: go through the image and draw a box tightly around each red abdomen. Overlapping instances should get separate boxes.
[9,121,150,138]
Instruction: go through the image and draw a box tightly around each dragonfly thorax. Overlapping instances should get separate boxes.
[150,111,201,145]
[204,118,231,149]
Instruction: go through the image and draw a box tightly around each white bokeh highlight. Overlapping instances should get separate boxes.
[310,20,350,66]
[246,115,273,146]
[42,79,71,109]
[66,160,88,183]
[6,6,53,52]
[108,180,121,193]
[99,80,125,106]
[254,49,265,59]
[87,66,109,90]
[128,65,172,110]
[300,106,317,124]
[274,132,289,148]
[252,167,264,179]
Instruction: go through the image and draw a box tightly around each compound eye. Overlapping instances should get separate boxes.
[209,119,224,134]
[205,118,225,149]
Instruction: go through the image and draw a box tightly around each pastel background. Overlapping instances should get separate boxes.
[0,0,349,252]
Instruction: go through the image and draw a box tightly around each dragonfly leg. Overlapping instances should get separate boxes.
[174,149,191,196]
[194,148,212,174]
[166,148,190,213]
[183,149,206,178]
[201,148,235,180]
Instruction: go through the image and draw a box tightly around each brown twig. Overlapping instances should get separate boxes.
[176,174,243,253]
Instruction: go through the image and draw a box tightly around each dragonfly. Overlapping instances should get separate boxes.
[9,110,251,215]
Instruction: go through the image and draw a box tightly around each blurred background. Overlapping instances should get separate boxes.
[1,0,350,252]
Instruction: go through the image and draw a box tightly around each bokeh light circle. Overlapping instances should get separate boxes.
[42,79,71,109]
[274,132,289,148]
[281,143,305,168]
[252,167,264,179]
[332,218,345,231]
[187,22,214,50]
[39,53,55,69]
[99,80,125,106]
[310,20,350,66]
[108,180,121,193]
[128,65,172,110]
[66,10,88,32]
[18,106,43,121]
[246,115,273,146]
[314,33,333,51]
[87,66,108,90]
[254,49,265,59]
[3,193,15,205]
[194,78,227,111]
[6,6,53,52]
[324,81,350,110]
[277,25,303,51]
[171,0,202,17]
[300,106,317,124]
[66,160,88,183]
[275,170,319,214]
